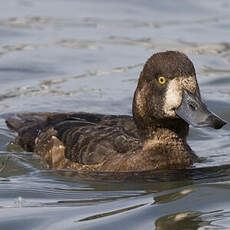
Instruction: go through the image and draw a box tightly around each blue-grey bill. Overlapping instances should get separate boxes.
[175,90,226,129]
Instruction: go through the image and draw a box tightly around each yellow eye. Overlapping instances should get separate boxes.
[158,76,166,85]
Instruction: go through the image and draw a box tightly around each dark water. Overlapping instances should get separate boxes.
[0,0,230,229]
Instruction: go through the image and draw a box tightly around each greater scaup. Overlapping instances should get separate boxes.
[6,51,226,172]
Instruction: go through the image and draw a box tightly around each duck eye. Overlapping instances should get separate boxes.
[158,76,166,85]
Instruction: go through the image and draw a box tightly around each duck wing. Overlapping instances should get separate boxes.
[6,112,139,167]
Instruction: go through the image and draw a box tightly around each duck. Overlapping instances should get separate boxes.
[5,51,226,172]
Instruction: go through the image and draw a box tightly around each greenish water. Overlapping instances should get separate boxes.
[0,0,230,229]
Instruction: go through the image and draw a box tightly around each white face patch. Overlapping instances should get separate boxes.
[163,76,197,117]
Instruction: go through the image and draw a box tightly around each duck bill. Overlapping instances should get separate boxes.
[175,90,226,129]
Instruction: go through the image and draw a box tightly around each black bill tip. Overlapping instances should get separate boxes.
[198,114,227,129]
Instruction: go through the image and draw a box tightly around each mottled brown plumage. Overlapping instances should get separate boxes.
[5,51,226,172]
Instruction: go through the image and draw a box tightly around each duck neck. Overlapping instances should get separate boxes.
[135,117,189,141]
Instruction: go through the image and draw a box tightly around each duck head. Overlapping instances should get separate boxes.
[133,51,226,138]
